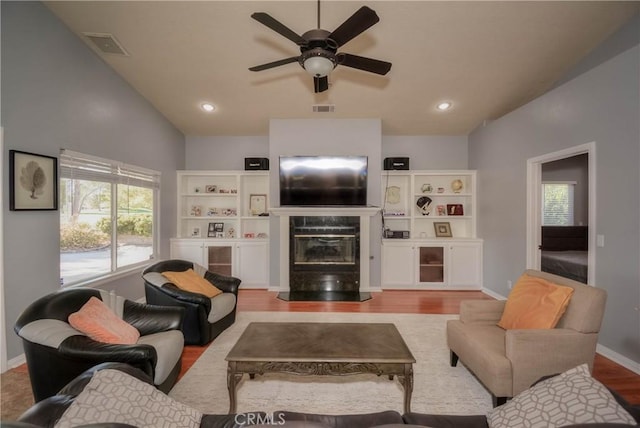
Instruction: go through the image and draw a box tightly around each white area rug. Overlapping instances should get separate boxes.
[169,311,492,416]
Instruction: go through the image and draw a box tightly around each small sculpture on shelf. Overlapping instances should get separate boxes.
[416,196,432,216]
[451,179,464,193]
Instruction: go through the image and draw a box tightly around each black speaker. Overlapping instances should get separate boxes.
[383,157,409,170]
[244,157,269,170]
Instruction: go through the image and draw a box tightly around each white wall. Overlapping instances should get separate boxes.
[469,44,640,365]
[1,2,185,362]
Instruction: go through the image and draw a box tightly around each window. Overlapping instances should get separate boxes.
[60,150,160,286]
[542,182,575,226]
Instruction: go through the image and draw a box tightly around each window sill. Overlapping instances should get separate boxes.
[63,257,159,289]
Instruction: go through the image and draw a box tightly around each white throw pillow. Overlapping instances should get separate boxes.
[487,364,636,428]
[54,369,202,428]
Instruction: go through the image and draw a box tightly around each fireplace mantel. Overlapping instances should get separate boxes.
[270,206,380,217]
[270,207,379,293]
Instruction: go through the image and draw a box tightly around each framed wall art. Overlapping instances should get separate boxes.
[434,222,452,237]
[9,150,58,211]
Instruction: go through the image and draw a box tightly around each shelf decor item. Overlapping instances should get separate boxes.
[191,227,201,238]
[421,183,433,193]
[385,186,401,204]
[205,185,217,193]
[434,222,452,237]
[416,196,432,215]
[451,179,464,193]
[9,150,58,211]
[190,205,202,216]
[207,223,217,237]
[447,204,464,216]
[249,194,267,215]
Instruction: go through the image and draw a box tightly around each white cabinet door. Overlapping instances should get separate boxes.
[447,242,482,288]
[170,239,205,265]
[381,242,415,288]
[236,241,269,288]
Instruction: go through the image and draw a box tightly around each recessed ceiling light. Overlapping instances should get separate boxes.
[201,102,216,112]
[437,102,452,111]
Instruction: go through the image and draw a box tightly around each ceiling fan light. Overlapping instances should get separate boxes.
[303,56,335,78]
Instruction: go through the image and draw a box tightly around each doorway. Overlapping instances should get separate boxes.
[526,142,596,285]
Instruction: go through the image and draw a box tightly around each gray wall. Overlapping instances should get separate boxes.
[1,2,185,361]
[542,154,589,226]
[468,40,639,362]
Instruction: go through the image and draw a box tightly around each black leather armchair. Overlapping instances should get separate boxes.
[14,288,185,402]
[142,259,240,346]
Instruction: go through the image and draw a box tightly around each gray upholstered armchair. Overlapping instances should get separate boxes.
[447,269,607,407]
[142,259,240,346]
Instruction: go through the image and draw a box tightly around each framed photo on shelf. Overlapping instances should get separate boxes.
[249,194,267,216]
[190,226,201,238]
[447,204,464,216]
[208,222,224,238]
[9,150,58,211]
[434,222,452,237]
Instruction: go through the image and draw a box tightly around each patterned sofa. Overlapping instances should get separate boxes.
[4,363,639,428]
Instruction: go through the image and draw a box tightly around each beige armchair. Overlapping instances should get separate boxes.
[447,269,607,407]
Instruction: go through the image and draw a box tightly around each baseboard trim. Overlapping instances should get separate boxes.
[481,287,506,300]
[6,354,25,371]
[597,344,640,375]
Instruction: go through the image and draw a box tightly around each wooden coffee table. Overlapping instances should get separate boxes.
[225,322,415,413]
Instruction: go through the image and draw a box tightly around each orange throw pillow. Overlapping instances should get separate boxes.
[162,269,223,298]
[498,274,574,329]
[68,297,140,344]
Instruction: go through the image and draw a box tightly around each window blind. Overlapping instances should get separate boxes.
[59,149,160,189]
[542,182,575,226]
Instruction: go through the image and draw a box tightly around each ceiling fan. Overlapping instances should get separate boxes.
[248,1,392,93]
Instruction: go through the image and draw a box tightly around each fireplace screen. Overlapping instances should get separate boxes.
[293,232,357,265]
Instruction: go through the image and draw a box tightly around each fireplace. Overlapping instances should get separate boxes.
[289,216,360,293]
[271,206,379,301]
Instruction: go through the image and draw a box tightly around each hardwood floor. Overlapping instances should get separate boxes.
[180,289,640,405]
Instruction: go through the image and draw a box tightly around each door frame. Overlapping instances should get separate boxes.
[526,142,596,285]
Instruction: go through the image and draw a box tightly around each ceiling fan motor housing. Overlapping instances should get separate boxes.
[299,29,337,73]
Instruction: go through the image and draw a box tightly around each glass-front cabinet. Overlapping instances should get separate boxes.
[418,247,444,283]
[207,245,232,276]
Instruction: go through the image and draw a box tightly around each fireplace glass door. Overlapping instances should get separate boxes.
[293,233,357,266]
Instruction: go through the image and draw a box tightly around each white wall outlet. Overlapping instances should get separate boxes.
[507,280,513,289]
[597,234,605,247]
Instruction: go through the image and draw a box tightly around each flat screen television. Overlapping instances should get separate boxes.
[279,156,368,206]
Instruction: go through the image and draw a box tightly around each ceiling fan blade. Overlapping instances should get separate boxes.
[328,6,379,48]
[337,53,391,75]
[249,56,300,72]
[251,12,308,46]
[314,76,329,93]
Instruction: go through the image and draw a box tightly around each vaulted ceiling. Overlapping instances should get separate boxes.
[45,1,639,136]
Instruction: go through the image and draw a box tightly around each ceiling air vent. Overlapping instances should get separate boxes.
[312,104,335,113]
[82,32,129,56]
